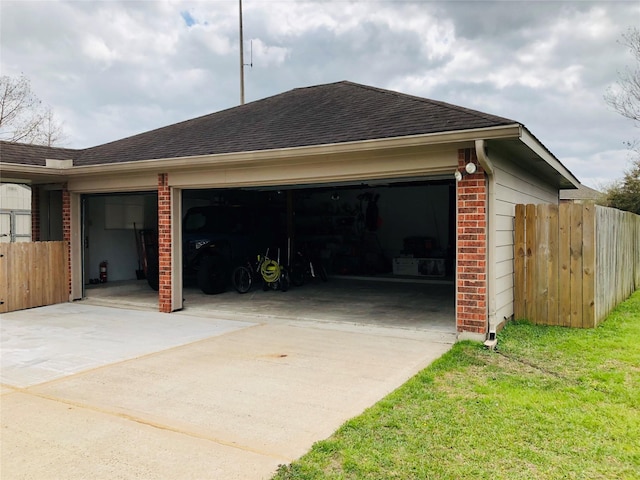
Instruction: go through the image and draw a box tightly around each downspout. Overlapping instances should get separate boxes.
[475,140,498,346]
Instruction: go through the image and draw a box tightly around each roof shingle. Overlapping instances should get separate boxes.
[1,81,517,168]
[0,142,78,167]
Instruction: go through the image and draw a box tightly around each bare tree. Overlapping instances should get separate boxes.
[605,28,640,127]
[0,74,66,145]
[36,106,67,147]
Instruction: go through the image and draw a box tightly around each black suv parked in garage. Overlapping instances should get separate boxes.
[146,204,281,294]
[182,205,256,294]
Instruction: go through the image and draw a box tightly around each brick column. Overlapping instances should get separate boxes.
[62,184,72,296]
[158,173,172,313]
[31,185,40,242]
[456,148,488,336]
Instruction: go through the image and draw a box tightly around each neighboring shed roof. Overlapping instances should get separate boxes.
[559,184,602,201]
[1,81,518,168]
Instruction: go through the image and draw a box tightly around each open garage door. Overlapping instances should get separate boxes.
[82,192,158,302]
[179,178,456,332]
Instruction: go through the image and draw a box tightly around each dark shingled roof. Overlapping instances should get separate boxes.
[1,81,517,168]
[0,141,78,167]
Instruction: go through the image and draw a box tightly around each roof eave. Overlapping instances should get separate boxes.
[2,124,523,183]
[518,126,581,189]
[62,124,525,175]
[0,163,73,184]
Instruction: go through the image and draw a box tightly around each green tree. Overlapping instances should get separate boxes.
[604,27,640,214]
[604,157,640,214]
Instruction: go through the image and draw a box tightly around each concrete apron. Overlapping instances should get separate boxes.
[1,303,454,480]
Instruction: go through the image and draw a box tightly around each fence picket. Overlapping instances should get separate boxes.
[558,203,571,327]
[535,204,550,323]
[547,205,559,326]
[582,204,596,327]
[514,204,526,319]
[569,204,584,328]
[525,204,537,322]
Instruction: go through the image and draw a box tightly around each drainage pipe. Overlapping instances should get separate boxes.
[475,139,498,341]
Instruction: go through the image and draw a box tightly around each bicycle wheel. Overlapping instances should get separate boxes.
[312,259,328,282]
[318,264,328,282]
[232,265,252,293]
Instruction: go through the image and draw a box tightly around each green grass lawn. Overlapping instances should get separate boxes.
[273,290,640,479]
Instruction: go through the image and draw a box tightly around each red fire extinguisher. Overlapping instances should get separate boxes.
[99,261,108,283]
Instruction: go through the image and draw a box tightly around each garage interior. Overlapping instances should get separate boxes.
[82,178,456,331]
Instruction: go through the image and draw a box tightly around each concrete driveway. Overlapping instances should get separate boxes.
[1,303,454,479]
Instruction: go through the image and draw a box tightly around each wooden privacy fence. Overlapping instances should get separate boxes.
[0,241,69,314]
[595,206,640,319]
[515,203,640,328]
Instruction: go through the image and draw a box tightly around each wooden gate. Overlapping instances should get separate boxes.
[514,203,639,328]
[0,241,68,313]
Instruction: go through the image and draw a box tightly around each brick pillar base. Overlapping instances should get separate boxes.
[158,174,172,313]
[456,148,488,336]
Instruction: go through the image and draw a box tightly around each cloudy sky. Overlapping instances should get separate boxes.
[1,0,639,188]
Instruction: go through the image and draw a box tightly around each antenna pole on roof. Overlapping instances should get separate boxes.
[239,0,245,105]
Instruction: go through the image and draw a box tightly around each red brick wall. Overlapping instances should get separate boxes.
[158,173,172,313]
[31,185,40,242]
[456,148,488,335]
[62,184,72,296]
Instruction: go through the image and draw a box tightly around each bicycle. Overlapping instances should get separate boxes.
[289,246,328,287]
[231,248,290,293]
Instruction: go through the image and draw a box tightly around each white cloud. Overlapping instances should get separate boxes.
[562,148,635,190]
[1,0,638,186]
[249,38,290,66]
[81,35,117,67]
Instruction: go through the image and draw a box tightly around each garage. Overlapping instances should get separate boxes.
[82,178,456,332]
[4,80,581,340]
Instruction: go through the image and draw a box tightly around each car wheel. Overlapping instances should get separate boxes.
[197,255,229,294]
